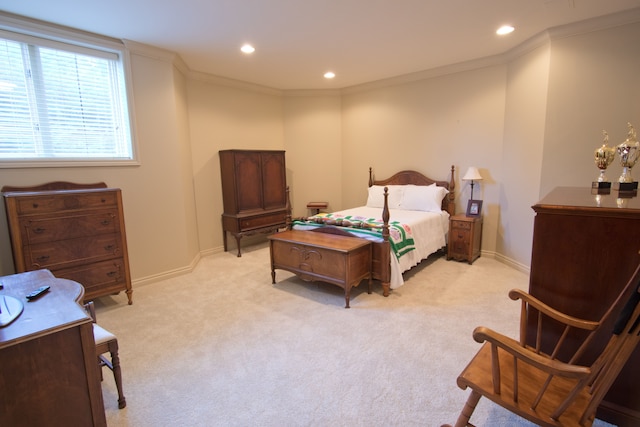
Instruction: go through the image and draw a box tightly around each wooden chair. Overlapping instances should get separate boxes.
[443,260,640,427]
[85,302,127,409]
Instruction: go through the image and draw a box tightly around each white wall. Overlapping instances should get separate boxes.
[498,42,550,269]
[283,93,343,217]
[187,76,285,254]
[541,22,640,196]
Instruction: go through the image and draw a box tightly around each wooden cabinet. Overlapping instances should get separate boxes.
[268,230,372,308]
[2,182,133,304]
[530,186,640,426]
[447,214,482,264]
[219,150,289,257]
[0,269,106,426]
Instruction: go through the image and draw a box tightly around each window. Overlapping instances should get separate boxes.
[0,20,137,167]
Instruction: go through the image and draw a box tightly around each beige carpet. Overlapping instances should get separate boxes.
[95,242,614,427]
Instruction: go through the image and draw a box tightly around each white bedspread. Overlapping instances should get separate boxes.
[293,206,449,289]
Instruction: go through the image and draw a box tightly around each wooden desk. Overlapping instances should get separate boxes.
[268,230,372,308]
[0,270,106,427]
[530,186,640,426]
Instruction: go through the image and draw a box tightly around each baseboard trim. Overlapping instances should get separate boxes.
[131,246,225,288]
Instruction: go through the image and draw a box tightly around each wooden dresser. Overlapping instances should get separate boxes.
[0,269,106,426]
[219,149,289,257]
[2,182,133,304]
[530,186,640,426]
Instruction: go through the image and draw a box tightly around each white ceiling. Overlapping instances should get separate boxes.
[1,0,640,90]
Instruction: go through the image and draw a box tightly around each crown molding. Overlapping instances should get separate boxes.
[187,70,282,96]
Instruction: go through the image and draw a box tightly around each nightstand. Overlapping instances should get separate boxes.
[447,214,482,264]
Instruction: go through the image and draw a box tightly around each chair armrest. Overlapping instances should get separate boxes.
[508,289,599,331]
[473,326,591,379]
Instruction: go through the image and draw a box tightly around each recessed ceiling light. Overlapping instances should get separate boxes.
[496,25,515,35]
[241,44,255,54]
[324,71,335,79]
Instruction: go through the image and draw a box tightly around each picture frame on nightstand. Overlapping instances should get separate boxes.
[466,199,483,218]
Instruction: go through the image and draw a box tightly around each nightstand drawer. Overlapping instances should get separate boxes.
[451,221,472,230]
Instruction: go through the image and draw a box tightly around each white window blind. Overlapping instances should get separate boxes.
[0,28,135,165]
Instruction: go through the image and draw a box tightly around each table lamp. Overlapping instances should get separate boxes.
[462,167,483,200]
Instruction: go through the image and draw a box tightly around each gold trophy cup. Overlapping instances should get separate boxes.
[594,130,616,184]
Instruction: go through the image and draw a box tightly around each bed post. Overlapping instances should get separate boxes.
[285,186,292,230]
[380,187,391,297]
[447,165,456,215]
[369,167,374,187]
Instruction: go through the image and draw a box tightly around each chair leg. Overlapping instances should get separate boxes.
[105,341,127,409]
[453,390,481,427]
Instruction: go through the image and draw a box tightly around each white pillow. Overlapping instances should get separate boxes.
[366,185,404,209]
[400,184,449,212]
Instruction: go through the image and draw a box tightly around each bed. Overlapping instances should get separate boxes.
[287,166,456,297]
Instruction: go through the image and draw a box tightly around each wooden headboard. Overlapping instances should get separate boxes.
[368,165,456,215]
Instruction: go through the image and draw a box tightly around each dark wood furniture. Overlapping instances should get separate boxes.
[529,186,640,426]
[268,229,372,308]
[306,201,328,215]
[2,182,133,304]
[0,269,106,426]
[447,214,482,264]
[445,262,640,427]
[288,167,456,297]
[219,149,290,257]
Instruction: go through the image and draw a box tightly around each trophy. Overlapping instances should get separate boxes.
[616,122,640,190]
[593,130,615,187]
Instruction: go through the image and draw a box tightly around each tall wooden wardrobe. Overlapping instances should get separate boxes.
[219,150,288,257]
[529,186,640,426]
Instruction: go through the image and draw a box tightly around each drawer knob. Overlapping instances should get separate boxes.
[101,220,110,225]
[107,271,117,277]
[104,244,115,251]
[33,227,46,234]
[36,255,50,262]
[32,203,39,208]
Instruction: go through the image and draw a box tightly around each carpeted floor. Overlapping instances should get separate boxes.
[95,242,614,427]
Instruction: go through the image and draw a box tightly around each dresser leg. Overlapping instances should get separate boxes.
[235,234,242,257]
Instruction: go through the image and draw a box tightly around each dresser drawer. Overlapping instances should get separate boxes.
[54,259,127,293]
[239,212,287,230]
[19,209,120,244]
[24,234,123,270]
[12,191,118,215]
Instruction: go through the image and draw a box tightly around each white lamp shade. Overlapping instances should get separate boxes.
[462,167,483,181]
